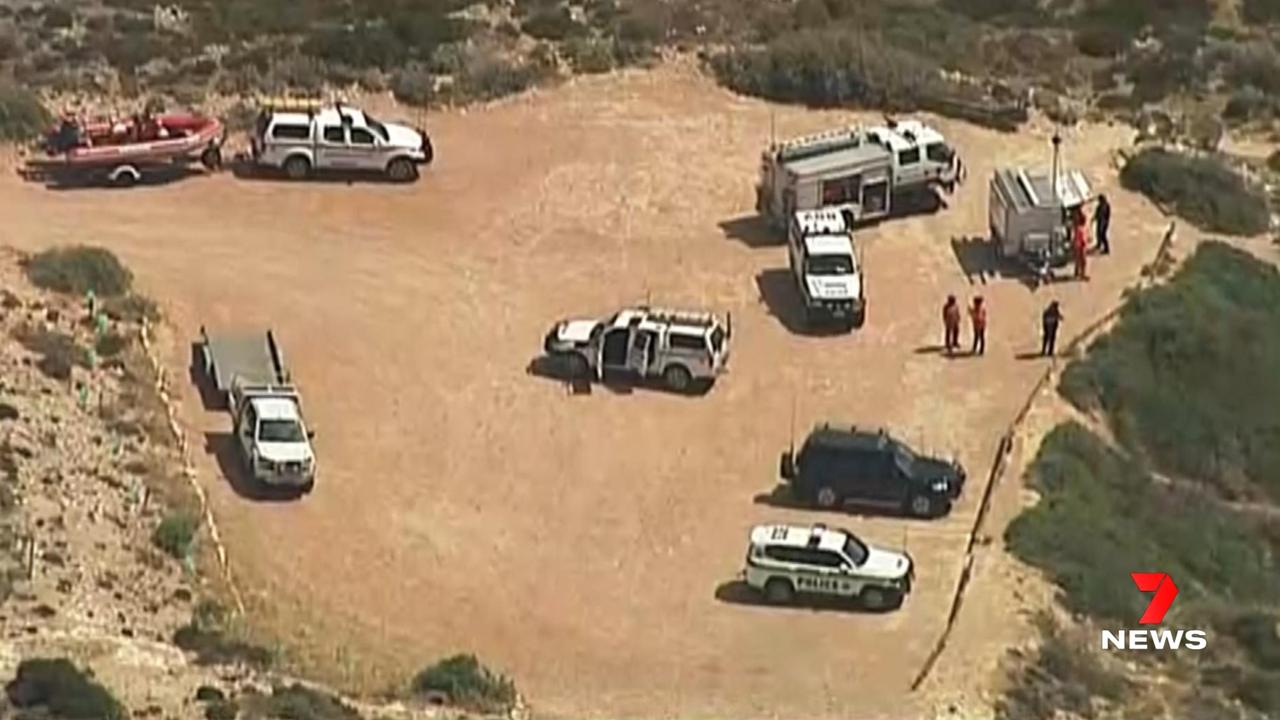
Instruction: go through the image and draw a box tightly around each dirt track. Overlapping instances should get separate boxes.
[2,61,1172,719]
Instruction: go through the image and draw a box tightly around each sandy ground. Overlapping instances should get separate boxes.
[1,61,1175,719]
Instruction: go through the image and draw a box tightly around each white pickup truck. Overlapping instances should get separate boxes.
[788,208,866,330]
[251,100,434,182]
[198,328,316,495]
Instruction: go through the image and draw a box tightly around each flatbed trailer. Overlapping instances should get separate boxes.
[198,327,292,410]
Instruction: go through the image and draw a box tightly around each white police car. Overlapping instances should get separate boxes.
[742,524,913,610]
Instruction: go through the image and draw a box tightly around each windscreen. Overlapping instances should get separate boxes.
[259,419,305,443]
[843,536,869,566]
[805,255,855,276]
[364,114,390,142]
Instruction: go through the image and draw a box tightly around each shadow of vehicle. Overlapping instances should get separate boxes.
[525,355,713,396]
[754,269,853,337]
[950,235,1060,291]
[714,580,891,614]
[20,163,207,190]
[203,432,305,502]
[753,483,927,520]
[227,156,415,185]
[719,215,782,248]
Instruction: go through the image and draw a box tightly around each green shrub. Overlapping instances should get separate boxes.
[101,293,160,324]
[412,654,517,712]
[174,623,272,668]
[153,511,198,559]
[24,246,133,296]
[1120,149,1269,235]
[563,37,615,74]
[1227,612,1280,670]
[205,699,239,720]
[11,326,87,381]
[455,51,548,102]
[391,63,435,107]
[0,80,51,141]
[996,615,1129,720]
[1244,0,1280,23]
[522,6,586,40]
[95,332,129,358]
[5,658,126,720]
[1059,242,1280,501]
[1073,25,1130,58]
[244,683,359,720]
[1005,422,1280,623]
[1268,149,1280,174]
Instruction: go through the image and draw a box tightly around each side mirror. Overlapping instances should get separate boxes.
[779,451,795,480]
[307,429,316,441]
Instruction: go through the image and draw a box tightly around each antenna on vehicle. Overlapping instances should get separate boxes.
[789,387,797,458]
[769,107,776,149]
[1050,126,1063,203]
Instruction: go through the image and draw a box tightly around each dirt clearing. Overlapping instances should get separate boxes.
[1,61,1172,719]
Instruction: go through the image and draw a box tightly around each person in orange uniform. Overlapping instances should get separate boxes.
[969,296,987,356]
[942,295,961,355]
[1071,206,1088,280]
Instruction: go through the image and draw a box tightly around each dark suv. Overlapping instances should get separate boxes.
[778,424,966,518]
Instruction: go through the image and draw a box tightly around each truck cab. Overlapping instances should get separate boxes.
[251,100,433,182]
[787,209,866,329]
[233,389,316,493]
[866,120,960,189]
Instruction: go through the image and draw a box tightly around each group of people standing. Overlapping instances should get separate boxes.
[941,295,986,356]
[1069,194,1112,280]
[941,296,1064,358]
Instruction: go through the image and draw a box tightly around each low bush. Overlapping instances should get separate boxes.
[152,511,198,559]
[709,30,938,109]
[11,326,86,380]
[996,614,1129,720]
[1060,242,1280,501]
[412,654,517,712]
[522,6,586,41]
[1227,612,1280,670]
[24,246,133,296]
[1073,25,1130,58]
[1119,149,1269,235]
[1244,0,1280,24]
[173,621,272,667]
[244,683,359,720]
[1005,422,1280,623]
[0,80,51,141]
[4,658,126,720]
[101,293,160,324]
[563,37,615,74]
[95,332,129,358]
[455,49,550,102]
[205,699,238,720]
[391,63,435,107]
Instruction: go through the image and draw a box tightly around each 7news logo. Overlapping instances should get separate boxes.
[1099,572,1208,651]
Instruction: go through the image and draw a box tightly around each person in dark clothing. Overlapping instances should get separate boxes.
[969,296,987,356]
[1041,301,1063,357]
[1094,194,1112,255]
[942,295,961,354]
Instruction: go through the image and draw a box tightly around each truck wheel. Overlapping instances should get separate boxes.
[386,157,418,182]
[663,365,692,393]
[908,494,935,518]
[764,578,795,605]
[851,306,866,330]
[200,146,222,170]
[109,165,140,188]
[860,586,891,611]
[300,479,315,495]
[564,353,590,379]
[284,155,311,181]
[816,486,840,509]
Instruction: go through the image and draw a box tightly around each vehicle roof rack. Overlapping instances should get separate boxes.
[257,95,327,115]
